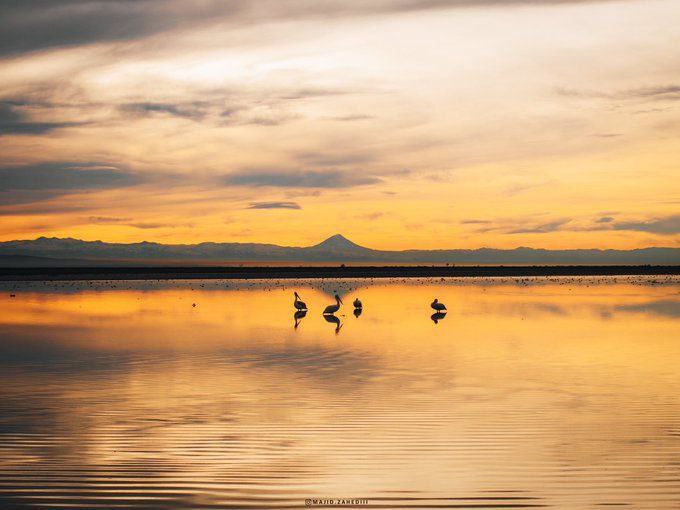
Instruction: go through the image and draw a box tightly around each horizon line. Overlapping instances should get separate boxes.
[1,235,678,253]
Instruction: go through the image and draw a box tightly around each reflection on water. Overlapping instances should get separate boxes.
[0,276,679,509]
[294,310,308,329]
[431,311,447,324]
[323,313,343,334]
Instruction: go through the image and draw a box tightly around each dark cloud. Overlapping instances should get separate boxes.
[295,151,374,167]
[247,201,302,210]
[120,102,208,120]
[331,114,374,122]
[128,222,176,229]
[0,162,138,191]
[461,219,492,225]
[244,114,300,126]
[0,201,91,216]
[88,216,132,224]
[556,84,680,102]
[0,102,81,135]
[631,85,680,100]
[611,215,680,235]
[0,0,225,57]
[278,87,353,100]
[226,169,382,188]
[477,214,680,236]
[507,219,571,234]
[0,0,630,58]
[88,216,185,229]
[0,162,141,206]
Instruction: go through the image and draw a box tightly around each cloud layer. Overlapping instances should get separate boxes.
[247,201,302,209]
[0,0,677,249]
[0,162,140,206]
[0,0,629,57]
[226,170,382,189]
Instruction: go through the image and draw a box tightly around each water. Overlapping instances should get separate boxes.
[1,276,679,509]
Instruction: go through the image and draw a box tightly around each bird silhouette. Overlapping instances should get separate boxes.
[431,298,447,312]
[323,293,343,315]
[293,292,307,310]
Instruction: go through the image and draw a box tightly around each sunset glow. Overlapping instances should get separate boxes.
[1,0,678,249]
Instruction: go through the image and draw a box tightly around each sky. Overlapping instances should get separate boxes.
[0,0,678,250]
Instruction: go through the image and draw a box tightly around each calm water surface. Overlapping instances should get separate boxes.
[1,276,679,509]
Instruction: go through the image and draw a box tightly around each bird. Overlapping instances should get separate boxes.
[293,292,307,310]
[323,293,343,315]
[431,298,447,312]
[353,297,362,309]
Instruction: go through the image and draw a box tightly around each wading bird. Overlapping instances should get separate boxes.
[323,293,343,315]
[431,298,447,312]
[293,292,307,311]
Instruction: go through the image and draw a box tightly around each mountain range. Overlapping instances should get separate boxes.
[0,234,678,266]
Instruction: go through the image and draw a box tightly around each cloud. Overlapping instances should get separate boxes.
[0,0,630,58]
[0,162,141,206]
[226,169,382,188]
[331,114,374,122]
[88,216,185,229]
[461,219,492,225]
[120,102,208,120]
[0,102,82,135]
[295,151,374,167]
[247,201,302,210]
[475,214,680,236]
[88,216,132,224]
[556,84,680,102]
[507,219,571,234]
[611,215,680,235]
[630,85,680,100]
[128,222,177,229]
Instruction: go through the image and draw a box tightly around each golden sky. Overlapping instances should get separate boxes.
[0,0,678,249]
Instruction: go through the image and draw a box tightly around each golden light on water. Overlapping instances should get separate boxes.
[1,277,679,507]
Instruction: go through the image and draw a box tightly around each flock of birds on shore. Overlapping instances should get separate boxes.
[293,291,448,331]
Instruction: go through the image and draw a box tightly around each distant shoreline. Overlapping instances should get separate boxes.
[0,265,678,281]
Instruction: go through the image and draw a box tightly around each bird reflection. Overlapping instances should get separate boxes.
[353,307,363,318]
[324,314,343,334]
[431,312,447,324]
[294,310,307,329]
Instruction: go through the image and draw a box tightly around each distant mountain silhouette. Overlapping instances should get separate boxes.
[0,235,678,266]
[311,234,371,255]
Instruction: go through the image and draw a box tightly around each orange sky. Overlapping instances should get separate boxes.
[0,0,678,250]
